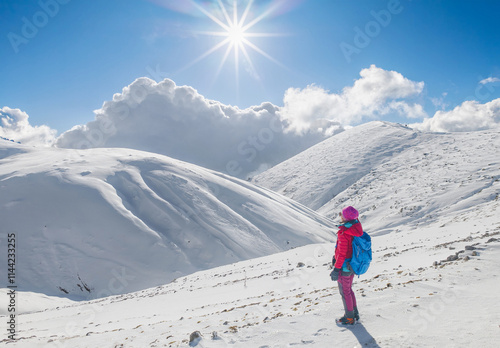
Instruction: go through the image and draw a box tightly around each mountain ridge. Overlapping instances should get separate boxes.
[254,121,418,211]
[0,143,335,299]
[253,121,500,231]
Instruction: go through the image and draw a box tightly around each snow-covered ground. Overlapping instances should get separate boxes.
[0,141,334,299]
[253,121,500,231]
[1,203,499,347]
[1,121,499,347]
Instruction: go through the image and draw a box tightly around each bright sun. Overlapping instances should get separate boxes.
[180,0,285,93]
[227,24,245,46]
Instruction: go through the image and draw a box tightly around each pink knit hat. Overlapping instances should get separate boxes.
[342,206,359,221]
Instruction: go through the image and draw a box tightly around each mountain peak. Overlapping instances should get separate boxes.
[0,143,335,299]
[254,123,500,230]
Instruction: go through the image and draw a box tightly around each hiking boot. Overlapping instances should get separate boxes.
[336,316,355,325]
[354,307,360,321]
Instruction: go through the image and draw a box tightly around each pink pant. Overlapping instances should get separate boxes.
[338,273,357,316]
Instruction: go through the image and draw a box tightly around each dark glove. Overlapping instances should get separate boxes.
[330,268,341,281]
[332,256,336,266]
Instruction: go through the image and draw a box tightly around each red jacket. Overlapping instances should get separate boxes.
[334,221,364,269]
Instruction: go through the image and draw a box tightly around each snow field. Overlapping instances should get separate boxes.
[0,143,335,299]
[1,122,499,346]
[254,121,500,232]
[1,203,499,347]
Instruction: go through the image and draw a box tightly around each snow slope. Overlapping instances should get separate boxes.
[0,140,335,299]
[1,122,500,347]
[253,121,500,231]
[1,200,499,347]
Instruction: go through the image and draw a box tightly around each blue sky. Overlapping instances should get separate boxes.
[1,0,500,134]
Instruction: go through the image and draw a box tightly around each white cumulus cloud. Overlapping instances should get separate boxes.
[11,65,498,176]
[281,65,426,133]
[411,98,500,132]
[479,77,500,85]
[56,78,341,179]
[0,106,57,146]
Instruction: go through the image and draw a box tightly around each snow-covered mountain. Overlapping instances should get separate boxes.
[1,122,499,347]
[0,140,335,299]
[253,121,500,230]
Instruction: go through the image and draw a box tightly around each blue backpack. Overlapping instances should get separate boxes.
[347,231,372,275]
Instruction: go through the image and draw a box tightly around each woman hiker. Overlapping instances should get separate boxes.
[330,206,364,325]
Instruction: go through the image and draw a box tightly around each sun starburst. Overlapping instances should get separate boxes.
[227,24,245,46]
[179,0,286,94]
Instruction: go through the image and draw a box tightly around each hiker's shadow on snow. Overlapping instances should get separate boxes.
[340,322,381,348]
